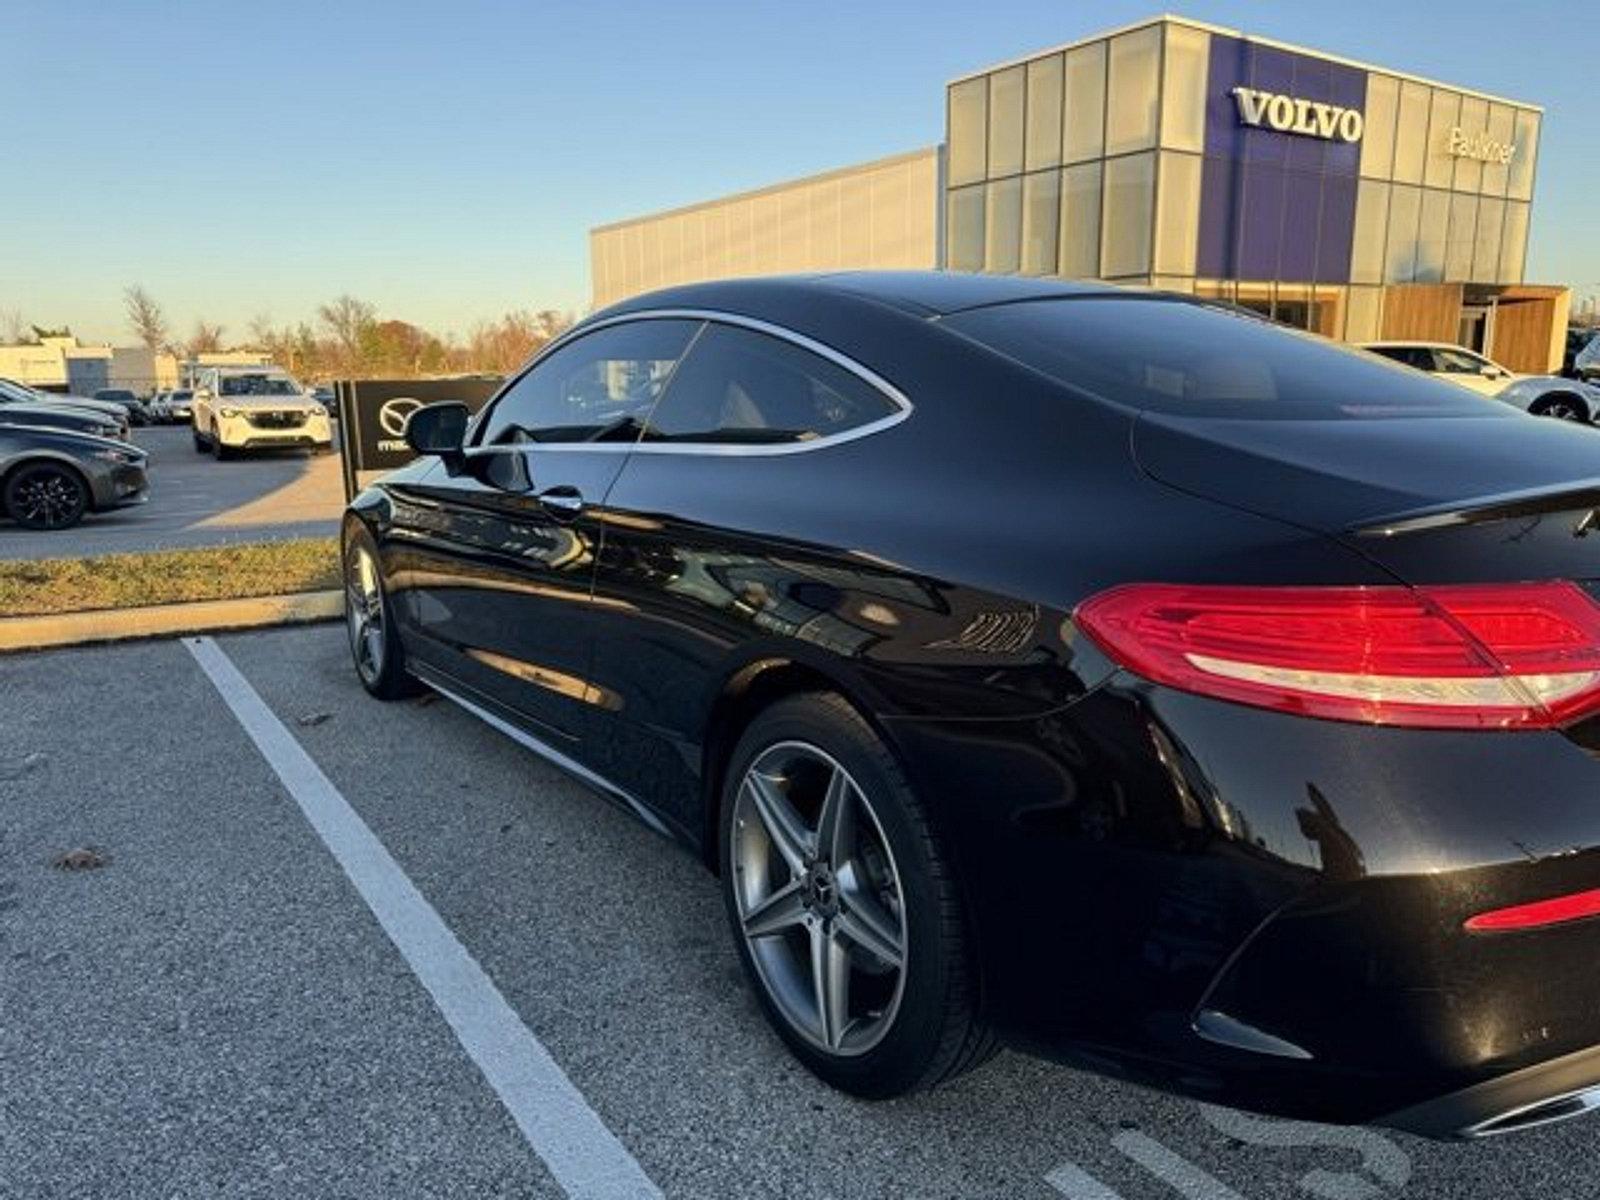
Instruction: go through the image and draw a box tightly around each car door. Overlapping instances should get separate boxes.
[392,317,702,743]
[581,318,911,830]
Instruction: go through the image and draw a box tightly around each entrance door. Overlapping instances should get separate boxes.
[1458,304,1492,352]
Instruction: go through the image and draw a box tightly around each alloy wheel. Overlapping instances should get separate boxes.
[731,741,908,1056]
[345,542,386,684]
[1544,400,1585,422]
[10,468,84,529]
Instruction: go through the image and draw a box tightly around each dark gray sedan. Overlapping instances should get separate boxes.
[0,422,148,530]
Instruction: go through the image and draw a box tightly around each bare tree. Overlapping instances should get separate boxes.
[0,309,26,345]
[123,285,170,351]
[185,320,226,357]
[317,295,376,367]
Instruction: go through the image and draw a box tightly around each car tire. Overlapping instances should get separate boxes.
[719,691,995,1099]
[193,428,208,453]
[3,462,90,531]
[210,428,233,461]
[343,524,422,700]
[1532,394,1591,423]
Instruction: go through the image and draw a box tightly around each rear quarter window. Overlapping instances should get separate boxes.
[942,298,1498,421]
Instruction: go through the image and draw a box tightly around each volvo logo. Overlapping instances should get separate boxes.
[377,397,424,439]
[1232,87,1364,143]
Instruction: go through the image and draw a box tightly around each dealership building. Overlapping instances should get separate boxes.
[591,15,1567,372]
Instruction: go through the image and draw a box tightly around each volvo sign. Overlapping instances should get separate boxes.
[1231,87,1364,143]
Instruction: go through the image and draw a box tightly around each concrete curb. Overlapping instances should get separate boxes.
[0,590,343,654]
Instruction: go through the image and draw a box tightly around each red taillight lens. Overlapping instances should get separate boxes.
[1074,581,1600,729]
[1465,889,1600,933]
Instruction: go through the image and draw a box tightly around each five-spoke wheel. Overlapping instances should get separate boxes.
[732,741,908,1056]
[721,693,993,1097]
[342,525,420,699]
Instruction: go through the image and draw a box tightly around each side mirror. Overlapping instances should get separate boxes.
[195,388,212,401]
[1479,365,1501,378]
[405,401,469,472]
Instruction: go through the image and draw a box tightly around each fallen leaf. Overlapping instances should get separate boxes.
[51,847,109,871]
[296,712,332,727]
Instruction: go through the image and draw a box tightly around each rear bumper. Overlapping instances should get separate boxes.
[1383,1043,1600,1138]
[882,676,1600,1136]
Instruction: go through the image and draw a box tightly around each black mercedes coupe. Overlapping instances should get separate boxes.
[342,272,1600,1138]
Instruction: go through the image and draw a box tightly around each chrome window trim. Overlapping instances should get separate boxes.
[467,307,913,458]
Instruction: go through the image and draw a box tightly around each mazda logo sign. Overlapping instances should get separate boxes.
[378,397,424,438]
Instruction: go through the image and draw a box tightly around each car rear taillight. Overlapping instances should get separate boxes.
[1465,889,1600,933]
[1074,581,1600,730]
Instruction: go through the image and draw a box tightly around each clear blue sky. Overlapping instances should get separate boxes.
[7,0,1596,343]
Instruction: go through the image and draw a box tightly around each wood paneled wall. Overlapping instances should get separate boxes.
[1380,284,1463,343]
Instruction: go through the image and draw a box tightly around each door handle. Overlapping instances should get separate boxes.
[536,484,584,515]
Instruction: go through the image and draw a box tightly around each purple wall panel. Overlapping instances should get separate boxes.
[1195,33,1367,284]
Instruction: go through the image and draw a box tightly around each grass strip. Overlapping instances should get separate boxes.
[0,537,340,617]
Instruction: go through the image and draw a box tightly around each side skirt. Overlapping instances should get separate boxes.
[408,662,697,851]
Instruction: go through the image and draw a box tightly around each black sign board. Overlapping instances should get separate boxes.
[335,376,503,500]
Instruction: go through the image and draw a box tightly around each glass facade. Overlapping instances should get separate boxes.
[943,17,1544,343]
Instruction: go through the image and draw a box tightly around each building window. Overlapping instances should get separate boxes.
[1105,27,1159,156]
[1473,198,1505,281]
[986,176,1023,272]
[1101,152,1155,277]
[947,185,986,271]
[1444,192,1478,282]
[1453,95,1488,194]
[1391,81,1430,185]
[1060,161,1103,277]
[1415,189,1450,282]
[1025,55,1064,171]
[1350,180,1390,285]
[1021,170,1061,275]
[1481,104,1516,197]
[1159,24,1209,153]
[1360,75,1399,180]
[1063,41,1107,163]
[1507,110,1540,201]
[1423,89,1461,190]
[1500,201,1530,283]
[948,78,988,187]
[1153,152,1200,276]
[988,65,1026,178]
[1384,184,1422,282]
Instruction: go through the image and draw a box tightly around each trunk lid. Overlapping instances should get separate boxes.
[1134,410,1600,584]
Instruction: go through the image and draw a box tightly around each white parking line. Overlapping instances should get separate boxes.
[1046,1162,1128,1198]
[184,636,663,1200]
[1112,1131,1249,1199]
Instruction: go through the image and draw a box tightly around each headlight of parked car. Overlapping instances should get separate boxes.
[91,447,143,464]
[219,406,244,418]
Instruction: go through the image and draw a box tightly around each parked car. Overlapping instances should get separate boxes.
[312,386,338,419]
[1563,327,1596,377]
[148,388,196,424]
[1361,340,1599,421]
[92,388,149,426]
[0,377,132,431]
[190,367,332,459]
[0,421,148,530]
[0,398,128,442]
[1576,331,1600,383]
[342,272,1600,1139]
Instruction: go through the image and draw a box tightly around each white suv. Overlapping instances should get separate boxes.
[191,367,332,458]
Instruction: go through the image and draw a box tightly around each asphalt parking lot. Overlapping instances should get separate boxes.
[0,426,344,560]
[2,623,1596,1200]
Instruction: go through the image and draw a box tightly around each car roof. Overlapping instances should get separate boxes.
[602,271,1123,320]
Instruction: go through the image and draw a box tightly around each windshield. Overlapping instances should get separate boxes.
[219,375,301,397]
[942,297,1499,421]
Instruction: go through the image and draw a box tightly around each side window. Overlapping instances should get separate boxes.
[476,319,700,446]
[647,323,901,444]
[1433,348,1486,374]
